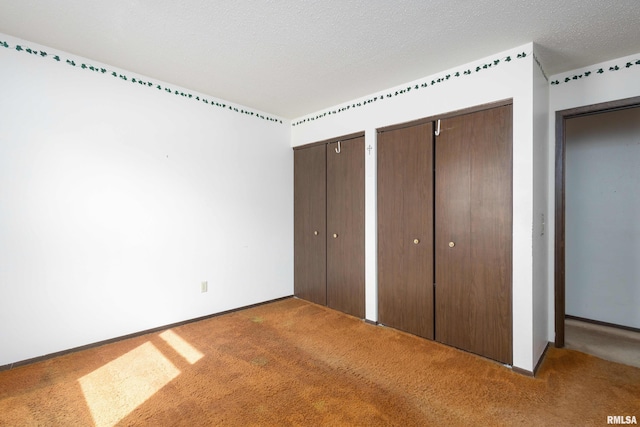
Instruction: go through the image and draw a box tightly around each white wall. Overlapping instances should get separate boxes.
[548,52,640,340]
[0,34,293,367]
[565,108,640,328]
[532,49,550,367]
[292,44,537,372]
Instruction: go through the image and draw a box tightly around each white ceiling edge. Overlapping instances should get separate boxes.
[290,43,538,124]
[548,51,640,82]
[0,31,290,126]
[1,1,639,119]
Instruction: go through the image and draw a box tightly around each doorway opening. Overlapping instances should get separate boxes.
[555,96,640,367]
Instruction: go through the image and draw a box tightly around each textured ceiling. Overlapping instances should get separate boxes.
[1,1,639,119]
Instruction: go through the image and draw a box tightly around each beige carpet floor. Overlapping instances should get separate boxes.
[0,298,639,426]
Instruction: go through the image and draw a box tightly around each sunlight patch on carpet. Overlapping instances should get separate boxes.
[78,342,180,427]
[251,356,269,366]
[313,400,326,411]
[159,329,204,364]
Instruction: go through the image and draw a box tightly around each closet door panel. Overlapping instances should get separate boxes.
[435,114,472,349]
[469,105,512,364]
[378,122,434,339]
[327,137,365,318]
[294,145,327,305]
[435,105,512,364]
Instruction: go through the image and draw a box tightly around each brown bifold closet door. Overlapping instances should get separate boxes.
[377,122,434,339]
[294,144,327,306]
[435,104,513,364]
[326,137,365,318]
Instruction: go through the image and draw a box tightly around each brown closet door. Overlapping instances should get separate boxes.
[378,122,434,339]
[435,104,513,364]
[327,137,365,318]
[294,145,327,305]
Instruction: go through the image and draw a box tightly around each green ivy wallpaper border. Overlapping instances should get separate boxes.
[7,37,635,128]
[550,58,640,86]
[1,40,283,125]
[533,52,549,82]
[292,51,532,127]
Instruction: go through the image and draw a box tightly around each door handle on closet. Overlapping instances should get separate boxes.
[333,233,339,239]
[313,230,319,236]
[413,239,420,244]
[449,241,456,248]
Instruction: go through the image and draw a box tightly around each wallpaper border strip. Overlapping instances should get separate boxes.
[550,59,640,86]
[292,51,532,127]
[0,40,283,125]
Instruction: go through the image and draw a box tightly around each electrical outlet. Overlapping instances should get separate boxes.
[201,281,208,293]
